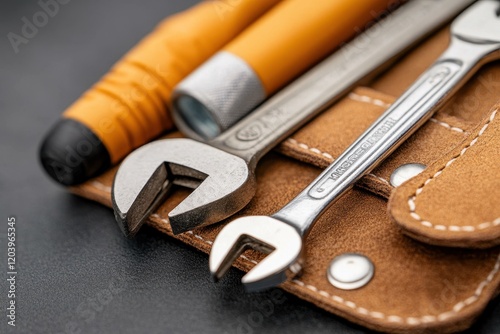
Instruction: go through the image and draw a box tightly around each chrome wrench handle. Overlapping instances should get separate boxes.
[206,0,476,169]
[209,0,500,292]
[273,36,500,236]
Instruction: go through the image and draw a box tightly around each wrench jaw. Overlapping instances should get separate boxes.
[451,0,500,46]
[112,144,179,239]
[209,216,304,292]
[111,138,206,238]
[168,172,256,234]
[112,138,254,237]
[112,163,172,238]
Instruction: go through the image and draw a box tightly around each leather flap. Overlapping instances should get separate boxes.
[389,104,500,248]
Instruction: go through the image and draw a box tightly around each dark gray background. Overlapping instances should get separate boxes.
[0,0,499,333]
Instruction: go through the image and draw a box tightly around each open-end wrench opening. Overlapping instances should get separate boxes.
[143,162,208,228]
[212,234,275,282]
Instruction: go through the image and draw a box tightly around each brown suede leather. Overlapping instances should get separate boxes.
[71,148,500,334]
[389,104,500,249]
[69,25,500,333]
[277,85,500,248]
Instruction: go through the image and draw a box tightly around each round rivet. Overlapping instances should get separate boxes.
[327,253,374,290]
[390,163,426,187]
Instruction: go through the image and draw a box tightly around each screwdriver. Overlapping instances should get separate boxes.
[39,0,281,186]
[172,0,398,139]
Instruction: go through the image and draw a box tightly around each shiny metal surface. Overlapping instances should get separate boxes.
[327,254,374,290]
[209,216,304,291]
[209,1,500,291]
[112,139,252,236]
[112,0,475,237]
[390,163,427,187]
[211,0,477,167]
[172,51,266,140]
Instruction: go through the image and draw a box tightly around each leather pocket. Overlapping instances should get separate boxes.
[71,86,500,333]
[70,26,500,334]
[277,85,500,248]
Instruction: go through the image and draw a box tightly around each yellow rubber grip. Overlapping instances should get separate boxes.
[225,0,396,94]
[63,0,281,163]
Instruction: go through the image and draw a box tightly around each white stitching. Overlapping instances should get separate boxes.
[151,214,258,263]
[285,138,390,186]
[429,118,465,133]
[81,190,500,327]
[349,92,391,108]
[292,251,500,326]
[137,215,500,326]
[407,109,500,232]
[348,92,466,133]
[87,104,499,326]
[286,138,334,160]
[369,173,391,186]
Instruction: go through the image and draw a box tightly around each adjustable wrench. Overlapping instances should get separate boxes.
[112,0,475,237]
[209,0,500,291]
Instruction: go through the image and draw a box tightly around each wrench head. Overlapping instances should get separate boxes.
[112,138,255,237]
[209,216,304,292]
[452,1,500,44]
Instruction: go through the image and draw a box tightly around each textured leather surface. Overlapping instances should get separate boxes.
[72,93,500,333]
[2,1,500,334]
[390,105,500,248]
[71,9,500,334]
[280,85,500,248]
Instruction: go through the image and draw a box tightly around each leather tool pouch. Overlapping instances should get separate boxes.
[72,27,500,333]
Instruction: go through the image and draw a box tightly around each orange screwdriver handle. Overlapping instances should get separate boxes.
[40,0,281,185]
[55,0,281,164]
[172,0,397,139]
[227,0,397,94]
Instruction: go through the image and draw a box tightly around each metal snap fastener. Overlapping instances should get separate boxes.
[327,253,374,290]
[390,163,426,187]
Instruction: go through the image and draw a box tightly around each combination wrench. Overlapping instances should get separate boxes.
[111,0,475,237]
[209,0,500,291]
